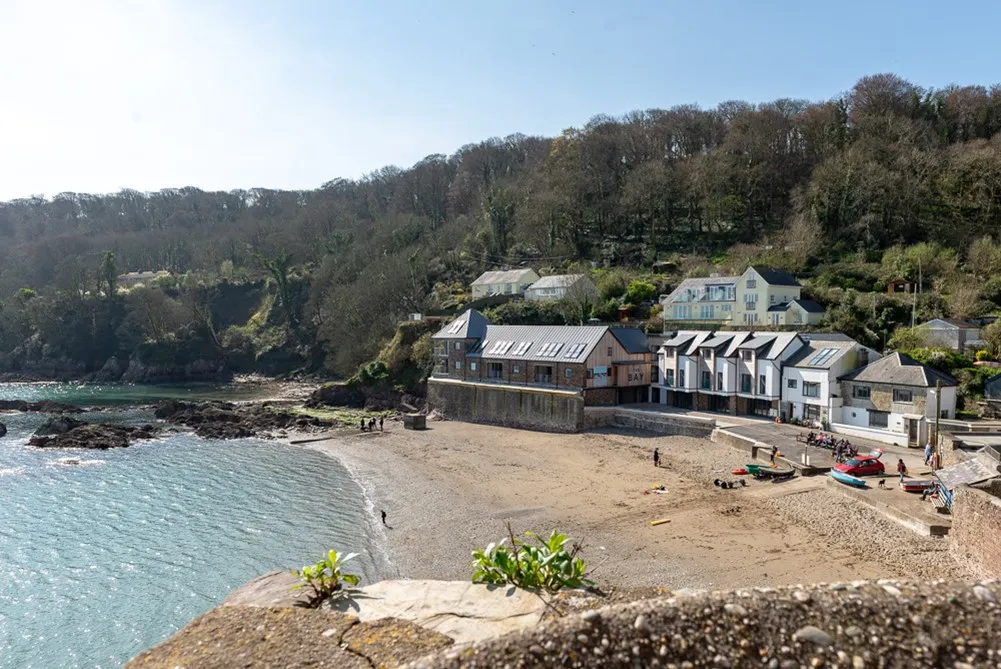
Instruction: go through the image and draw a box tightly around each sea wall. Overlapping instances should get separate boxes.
[950,484,1001,579]
[582,407,715,438]
[427,379,584,433]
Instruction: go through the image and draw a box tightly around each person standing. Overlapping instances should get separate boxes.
[653,448,660,468]
[381,510,387,526]
[770,445,778,466]
[924,442,933,466]
[379,416,384,432]
[897,458,907,483]
[360,417,366,431]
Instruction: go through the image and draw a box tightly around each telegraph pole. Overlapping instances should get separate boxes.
[934,379,942,469]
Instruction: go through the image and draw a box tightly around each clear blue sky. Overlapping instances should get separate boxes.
[1,0,998,200]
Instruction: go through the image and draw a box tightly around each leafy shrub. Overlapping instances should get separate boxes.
[292,549,360,606]
[624,280,657,305]
[591,298,620,322]
[471,528,593,594]
[596,271,628,301]
[903,347,971,374]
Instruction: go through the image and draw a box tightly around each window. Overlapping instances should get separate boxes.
[665,369,675,387]
[721,304,732,313]
[678,370,686,387]
[607,346,613,356]
[454,342,461,350]
[470,362,478,372]
[741,350,753,361]
[700,304,713,319]
[535,366,553,384]
[746,279,757,289]
[651,366,659,383]
[803,404,821,421]
[741,374,752,393]
[745,293,758,310]
[701,371,712,390]
[564,367,574,380]
[769,294,776,304]
[853,385,871,399]
[454,360,463,370]
[759,375,767,395]
[673,305,692,320]
[869,411,889,428]
[717,371,723,390]
[488,362,503,379]
[512,365,520,375]
[803,382,820,398]
[665,349,675,358]
[893,389,913,403]
[702,349,712,358]
[787,378,797,389]
[808,348,838,366]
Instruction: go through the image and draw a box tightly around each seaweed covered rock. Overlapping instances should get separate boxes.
[29,422,159,450]
[154,400,335,439]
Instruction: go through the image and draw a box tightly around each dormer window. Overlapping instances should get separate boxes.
[746,278,757,289]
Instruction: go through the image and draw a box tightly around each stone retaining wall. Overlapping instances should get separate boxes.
[950,484,1001,579]
[582,408,715,438]
[427,379,584,433]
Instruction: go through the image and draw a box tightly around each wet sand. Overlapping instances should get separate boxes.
[306,421,966,590]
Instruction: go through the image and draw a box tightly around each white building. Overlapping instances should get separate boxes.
[916,318,983,352]
[780,333,877,426]
[470,268,541,300]
[835,352,958,447]
[525,274,598,302]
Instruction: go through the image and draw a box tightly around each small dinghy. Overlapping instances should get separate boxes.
[831,470,867,488]
[900,478,936,493]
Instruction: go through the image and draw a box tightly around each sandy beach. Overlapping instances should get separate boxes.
[306,421,968,591]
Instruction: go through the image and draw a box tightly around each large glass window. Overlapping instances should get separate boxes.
[665,369,674,387]
[741,374,752,393]
[893,389,913,403]
[701,371,712,390]
[803,382,820,398]
[759,375,767,395]
[869,411,889,428]
[803,404,820,421]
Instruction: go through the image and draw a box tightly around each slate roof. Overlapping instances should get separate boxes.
[919,318,980,330]
[463,325,623,364]
[786,336,858,369]
[431,309,489,340]
[610,327,650,354]
[737,332,803,360]
[791,299,825,313]
[661,330,715,355]
[528,274,585,289]
[471,268,537,286]
[750,266,800,287]
[700,332,752,356]
[839,352,958,387]
[935,451,1001,491]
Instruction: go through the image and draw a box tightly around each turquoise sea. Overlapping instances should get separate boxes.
[0,384,378,668]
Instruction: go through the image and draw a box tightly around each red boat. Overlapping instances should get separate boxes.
[900,478,936,493]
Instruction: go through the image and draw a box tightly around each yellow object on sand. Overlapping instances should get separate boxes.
[650,518,672,527]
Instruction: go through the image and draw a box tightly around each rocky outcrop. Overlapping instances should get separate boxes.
[119,357,232,384]
[29,421,159,449]
[306,380,419,412]
[306,383,366,409]
[0,422,6,438]
[154,400,335,439]
[0,400,83,413]
[124,607,452,669]
[92,356,126,382]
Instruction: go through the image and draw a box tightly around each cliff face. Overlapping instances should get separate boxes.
[127,577,1001,668]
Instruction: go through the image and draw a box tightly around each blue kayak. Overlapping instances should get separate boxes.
[830,470,867,488]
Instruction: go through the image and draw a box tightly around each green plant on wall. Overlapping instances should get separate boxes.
[471,526,593,594]
[291,549,360,606]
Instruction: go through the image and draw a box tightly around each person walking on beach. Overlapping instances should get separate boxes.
[381,510,387,526]
[379,416,384,432]
[924,442,933,466]
[653,448,660,468]
[360,417,366,432]
[897,458,907,484]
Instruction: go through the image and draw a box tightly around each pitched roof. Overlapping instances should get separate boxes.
[839,352,958,387]
[790,299,825,314]
[471,268,537,286]
[528,274,586,290]
[464,324,633,364]
[661,331,699,349]
[737,332,803,360]
[699,332,752,356]
[919,318,980,330]
[431,309,488,340]
[750,266,800,287]
[610,327,649,354]
[786,336,859,369]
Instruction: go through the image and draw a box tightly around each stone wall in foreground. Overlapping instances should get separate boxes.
[950,484,1001,579]
[427,379,584,433]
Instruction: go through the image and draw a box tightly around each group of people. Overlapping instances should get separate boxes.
[360,416,384,432]
[806,431,857,462]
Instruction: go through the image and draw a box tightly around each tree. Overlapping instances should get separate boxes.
[258,252,298,331]
[100,250,118,300]
[483,188,516,258]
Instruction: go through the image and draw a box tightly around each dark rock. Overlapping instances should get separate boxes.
[0,400,84,413]
[120,356,232,384]
[29,421,160,450]
[0,422,6,438]
[306,383,366,409]
[34,415,87,436]
[155,400,335,440]
[93,356,126,382]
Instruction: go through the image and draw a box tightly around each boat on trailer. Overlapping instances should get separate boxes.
[830,470,867,488]
[900,478,936,493]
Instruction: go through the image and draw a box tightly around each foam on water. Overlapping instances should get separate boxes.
[0,384,375,668]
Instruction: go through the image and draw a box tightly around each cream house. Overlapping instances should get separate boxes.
[470,268,540,300]
[733,267,805,326]
[766,299,826,327]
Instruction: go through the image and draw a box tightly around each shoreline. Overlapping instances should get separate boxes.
[300,420,972,591]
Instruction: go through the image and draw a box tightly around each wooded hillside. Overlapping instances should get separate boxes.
[2,73,1001,380]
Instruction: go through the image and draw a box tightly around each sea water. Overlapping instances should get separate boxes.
[0,384,378,668]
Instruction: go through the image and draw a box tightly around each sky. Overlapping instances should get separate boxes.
[1,0,999,201]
